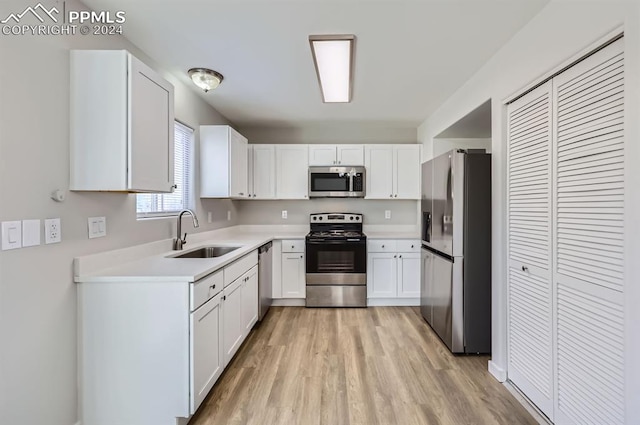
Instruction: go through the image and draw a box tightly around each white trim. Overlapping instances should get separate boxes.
[504,381,552,425]
[488,360,507,382]
[503,25,624,105]
[271,298,305,307]
[366,298,419,307]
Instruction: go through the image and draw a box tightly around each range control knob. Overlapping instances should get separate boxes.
[313,217,317,220]
[356,216,360,220]
[319,216,323,220]
[350,216,354,220]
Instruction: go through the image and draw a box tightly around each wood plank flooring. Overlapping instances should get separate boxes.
[189,307,537,425]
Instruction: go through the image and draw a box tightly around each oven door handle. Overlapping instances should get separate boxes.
[306,240,366,245]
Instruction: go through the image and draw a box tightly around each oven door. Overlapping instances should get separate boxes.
[305,240,366,285]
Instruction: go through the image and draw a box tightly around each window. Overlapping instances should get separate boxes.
[137,121,194,218]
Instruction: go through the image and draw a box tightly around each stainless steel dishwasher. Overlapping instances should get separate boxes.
[258,242,273,321]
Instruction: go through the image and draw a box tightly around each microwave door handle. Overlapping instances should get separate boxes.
[349,174,353,192]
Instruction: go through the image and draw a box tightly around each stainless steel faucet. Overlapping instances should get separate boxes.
[174,209,200,250]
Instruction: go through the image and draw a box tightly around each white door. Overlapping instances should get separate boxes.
[394,145,421,199]
[252,144,276,199]
[242,266,259,333]
[365,145,394,199]
[397,252,420,298]
[506,81,555,419]
[229,128,248,198]
[308,145,337,165]
[190,293,223,414]
[552,38,625,425]
[276,145,309,199]
[281,253,305,298]
[367,253,397,298]
[128,55,174,192]
[337,145,364,165]
[222,278,244,366]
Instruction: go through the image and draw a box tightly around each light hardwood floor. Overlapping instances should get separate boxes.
[190,307,537,425]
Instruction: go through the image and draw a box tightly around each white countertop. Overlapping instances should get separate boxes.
[74,225,420,283]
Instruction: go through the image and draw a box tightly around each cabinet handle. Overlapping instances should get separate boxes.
[390,194,393,198]
[223,295,226,301]
[300,255,303,258]
[399,255,402,258]
[253,194,256,198]
[522,265,529,272]
[209,284,216,290]
[239,192,244,196]
[411,245,414,248]
[394,194,398,198]
[394,255,397,258]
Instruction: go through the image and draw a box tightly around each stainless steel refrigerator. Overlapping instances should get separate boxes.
[420,149,492,353]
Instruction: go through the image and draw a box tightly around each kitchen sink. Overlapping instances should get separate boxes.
[172,246,241,259]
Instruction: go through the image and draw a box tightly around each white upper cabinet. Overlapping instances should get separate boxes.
[200,125,249,199]
[248,145,276,199]
[308,144,364,166]
[70,50,174,192]
[365,144,420,199]
[276,145,309,199]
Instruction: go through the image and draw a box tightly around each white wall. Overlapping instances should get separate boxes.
[417,0,640,420]
[432,138,492,157]
[0,1,236,424]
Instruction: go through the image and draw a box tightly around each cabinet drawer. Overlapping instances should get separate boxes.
[368,240,397,253]
[281,239,305,253]
[191,269,223,311]
[396,239,420,252]
[224,250,258,287]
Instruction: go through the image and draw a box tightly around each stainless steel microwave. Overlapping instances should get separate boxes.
[308,166,366,198]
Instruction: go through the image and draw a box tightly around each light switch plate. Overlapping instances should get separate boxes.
[282,210,288,219]
[385,210,391,219]
[22,219,41,247]
[44,218,61,244]
[2,221,22,250]
[88,217,106,239]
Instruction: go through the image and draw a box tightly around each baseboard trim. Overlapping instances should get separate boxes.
[503,381,551,425]
[488,360,507,382]
[272,298,305,307]
[367,298,420,307]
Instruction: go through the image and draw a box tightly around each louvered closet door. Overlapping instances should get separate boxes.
[507,81,555,420]
[552,38,625,425]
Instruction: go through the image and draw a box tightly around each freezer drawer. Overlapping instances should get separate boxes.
[430,252,464,353]
[420,247,434,325]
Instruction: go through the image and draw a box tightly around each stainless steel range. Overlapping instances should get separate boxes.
[305,213,367,307]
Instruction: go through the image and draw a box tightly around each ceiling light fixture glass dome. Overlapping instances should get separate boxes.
[188,68,224,92]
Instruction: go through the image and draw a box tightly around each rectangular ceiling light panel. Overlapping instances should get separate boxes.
[309,35,355,103]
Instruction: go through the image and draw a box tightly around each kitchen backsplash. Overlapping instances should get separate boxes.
[235,199,418,225]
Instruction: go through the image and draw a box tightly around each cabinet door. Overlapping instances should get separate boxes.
[128,55,174,192]
[367,253,396,298]
[222,278,244,366]
[190,293,223,414]
[276,145,309,199]
[507,81,554,419]
[242,266,259,333]
[337,145,364,166]
[393,145,421,199]
[252,145,276,199]
[397,252,420,297]
[229,128,248,198]
[365,145,394,199]
[282,253,305,298]
[308,145,337,165]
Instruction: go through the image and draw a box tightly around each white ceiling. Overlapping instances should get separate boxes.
[84,0,549,128]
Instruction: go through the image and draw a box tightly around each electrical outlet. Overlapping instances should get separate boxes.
[385,210,391,219]
[281,210,288,219]
[45,218,61,244]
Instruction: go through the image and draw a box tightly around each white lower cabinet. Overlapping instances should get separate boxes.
[367,239,421,305]
[190,292,223,414]
[222,277,244,366]
[78,250,259,425]
[282,253,305,298]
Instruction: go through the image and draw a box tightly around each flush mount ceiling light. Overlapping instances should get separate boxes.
[188,68,224,92]
[309,34,355,103]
